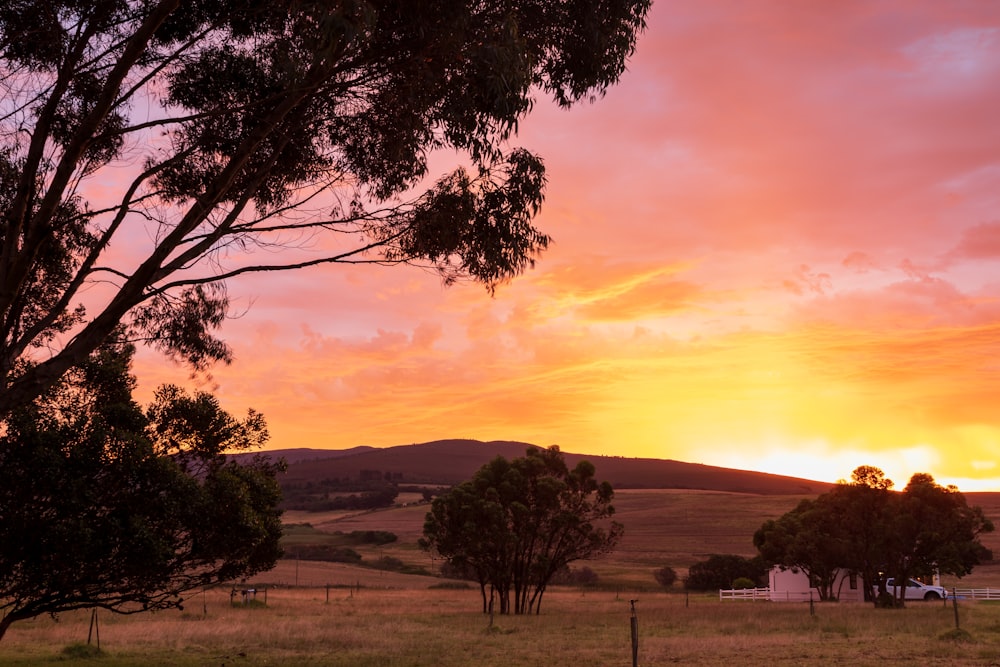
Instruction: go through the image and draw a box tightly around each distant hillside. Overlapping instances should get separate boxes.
[268,439,830,495]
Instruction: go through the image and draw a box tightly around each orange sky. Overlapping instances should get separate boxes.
[133,1,1000,491]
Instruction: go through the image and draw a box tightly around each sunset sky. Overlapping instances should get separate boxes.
[134,1,1000,491]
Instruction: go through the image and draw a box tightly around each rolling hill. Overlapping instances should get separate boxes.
[269,439,831,495]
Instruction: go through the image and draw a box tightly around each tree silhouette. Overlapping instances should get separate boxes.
[422,446,622,614]
[0,342,283,641]
[754,466,993,606]
[0,0,651,415]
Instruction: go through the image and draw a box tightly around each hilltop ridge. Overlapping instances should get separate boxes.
[264,439,831,495]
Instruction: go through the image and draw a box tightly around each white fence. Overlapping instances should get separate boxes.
[719,587,817,602]
[952,588,1000,600]
[719,587,771,601]
[720,586,1000,602]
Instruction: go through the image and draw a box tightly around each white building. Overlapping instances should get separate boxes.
[767,567,865,602]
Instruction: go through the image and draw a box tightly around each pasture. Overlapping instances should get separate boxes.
[4,488,1000,665]
[5,585,1000,666]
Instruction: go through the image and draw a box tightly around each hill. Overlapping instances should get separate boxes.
[270,439,831,495]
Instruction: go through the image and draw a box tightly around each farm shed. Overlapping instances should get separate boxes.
[767,567,865,602]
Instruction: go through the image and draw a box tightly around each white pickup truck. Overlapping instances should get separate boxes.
[882,577,948,601]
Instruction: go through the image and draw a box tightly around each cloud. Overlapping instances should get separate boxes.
[842,251,878,273]
[782,265,833,296]
[117,0,1000,490]
[948,221,1000,260]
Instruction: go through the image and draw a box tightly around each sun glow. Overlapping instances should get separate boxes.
[129,1,1000,492]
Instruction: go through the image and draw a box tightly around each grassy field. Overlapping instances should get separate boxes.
[4,488,1000,664]
[5,586,1000,666]
[279,488,1000,589]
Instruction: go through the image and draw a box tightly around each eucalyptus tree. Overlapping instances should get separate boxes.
[422,446,622,615]
[0,0,650,416]
[753,495,852,601]
[0,341,283,641]
[880,473,993,607]
[755,466,993,606]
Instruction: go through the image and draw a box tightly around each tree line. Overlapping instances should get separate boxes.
[753,466,993,606]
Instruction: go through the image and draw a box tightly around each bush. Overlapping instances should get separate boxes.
[685,554,768,591]
[372,555,406,571]
[293,545,362,564]
[343,530,398,545]
[654,566,678,588]
[731,577,755,590]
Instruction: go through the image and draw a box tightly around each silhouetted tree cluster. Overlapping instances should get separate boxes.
[281,481,399,512]
[421,446,622,615]
[341,531,398,546]
[0,343,283,641]
[293,546,363,564]
[684,555,769,591]
[753,466,994,605]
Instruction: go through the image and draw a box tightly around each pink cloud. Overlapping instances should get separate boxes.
[948,221,1000,259]
[116,0,1000,488]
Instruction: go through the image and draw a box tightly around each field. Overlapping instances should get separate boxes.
[6,587,1000,666]
[277,488,1000,589]
[5,488,1000,665]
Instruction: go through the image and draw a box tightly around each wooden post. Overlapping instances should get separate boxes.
[952,589,960,629]
[629,599,639,667]
[87,609,100,649]
[809,592,815,616]
[326,584,330,603]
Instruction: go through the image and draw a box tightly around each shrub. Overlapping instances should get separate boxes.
[654,566,678,588]
[685,554,768,591]
[344,530,398,545]
[293,546,362,564]
[731,577,755,590]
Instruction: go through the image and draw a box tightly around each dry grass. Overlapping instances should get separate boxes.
[283,488,1000,588]
[5,587,1000,666]
[5,488,999,665]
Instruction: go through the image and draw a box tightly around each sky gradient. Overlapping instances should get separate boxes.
[134,1,1000,491]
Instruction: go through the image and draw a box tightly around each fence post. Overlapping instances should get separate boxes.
[87,609,100,649]
[629,599,639,667]
[952,588,960,629]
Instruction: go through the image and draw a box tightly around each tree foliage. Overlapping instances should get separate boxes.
[421,446,622,615]
[683,554,768,592]
[753,466,994,606]
[0,342,283,641]
[0,0,651,416]
[753,495,853,601]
